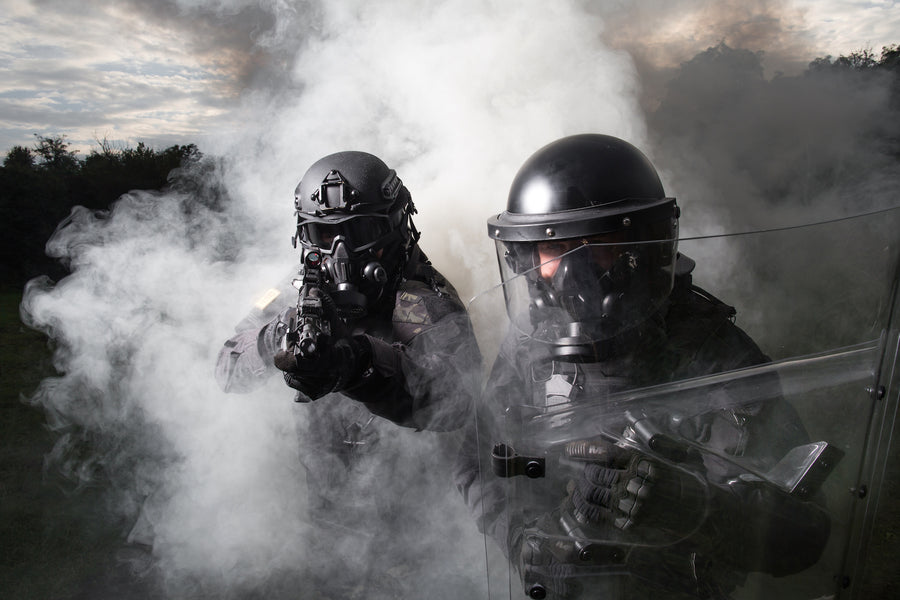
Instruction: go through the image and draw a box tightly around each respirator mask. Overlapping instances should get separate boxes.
[496,237,676,355]
[298,217,398,319]
[292,152,417,320]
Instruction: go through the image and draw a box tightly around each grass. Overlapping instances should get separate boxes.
[0,289,155,600]
[0,288,59,596]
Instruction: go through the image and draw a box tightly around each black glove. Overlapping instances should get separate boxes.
[567,442,658,532]
[514,512,730,600]
[513,520,581,600]
[566,440,708,539]
[273,335,371,400]
[256,307,371,400]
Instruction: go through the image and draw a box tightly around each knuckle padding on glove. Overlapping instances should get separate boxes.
[572,453,658,528]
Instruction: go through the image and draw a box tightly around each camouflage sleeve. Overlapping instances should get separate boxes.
[214,276,297,394]
[342,279,483,432]
[215,328,272,393]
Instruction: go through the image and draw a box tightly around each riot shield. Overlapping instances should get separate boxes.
[466,207,900,600]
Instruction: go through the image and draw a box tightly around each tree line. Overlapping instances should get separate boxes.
[0,136,200,287]
[1,44,898,291]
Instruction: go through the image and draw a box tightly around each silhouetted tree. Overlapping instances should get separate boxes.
[0,137,200,288]
[33,135,79,173]
[807,45,899,73]
[3,145,35,170]
[881,45,900,71]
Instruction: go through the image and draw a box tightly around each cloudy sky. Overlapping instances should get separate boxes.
[1,0,898,157]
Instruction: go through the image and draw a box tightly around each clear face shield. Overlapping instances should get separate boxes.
[467,207,900,600]
[494,226,677,357]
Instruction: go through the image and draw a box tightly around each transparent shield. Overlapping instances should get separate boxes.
[466,207,900,600]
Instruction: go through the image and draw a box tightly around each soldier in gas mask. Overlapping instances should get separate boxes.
[456,134,831,599]
[216,150,479,425]
[216,151,481,596]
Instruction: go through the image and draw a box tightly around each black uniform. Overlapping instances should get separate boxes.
[455,264,830,599]
[216,246,481,596]
[216,245,480,432]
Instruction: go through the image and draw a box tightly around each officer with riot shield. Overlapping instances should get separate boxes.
[456,134,833,599]
[216,151,482,596]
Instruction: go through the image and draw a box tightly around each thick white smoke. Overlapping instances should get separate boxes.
[18,0,900,597]
[212,0,647,299]
[20,1,649,597]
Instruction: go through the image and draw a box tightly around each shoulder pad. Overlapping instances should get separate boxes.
[392,278,464,338]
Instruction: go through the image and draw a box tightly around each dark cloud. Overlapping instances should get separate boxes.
[648,42,900,229]
[3,0,896,154]
[640,40,900,363]
[584,0,820,113]
[78,0,291,90]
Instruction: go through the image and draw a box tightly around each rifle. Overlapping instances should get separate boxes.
[283,248,332,360]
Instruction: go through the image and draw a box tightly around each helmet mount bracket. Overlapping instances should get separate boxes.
[310,169,359,214]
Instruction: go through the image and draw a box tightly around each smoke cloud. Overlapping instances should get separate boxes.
[644,41,900,357]
[18,0,900,598]
[20,1,645,597]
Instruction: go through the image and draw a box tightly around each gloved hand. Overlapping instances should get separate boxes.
[567,442,658,532]
[513,511,725,600]
[257,307,371,400]
[565,440,707,537]
[513,521,581,600]
[257,308,293,360]
[273,335,370,400]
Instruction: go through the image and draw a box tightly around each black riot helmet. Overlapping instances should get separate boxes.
[293,151,418,318]
[487,134,680,355]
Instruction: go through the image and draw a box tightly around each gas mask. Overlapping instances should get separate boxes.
[537,249,639,321]
[515,241,673,355]
[316,237,389,319]
[531,248,628,338]
[291,152,418,320]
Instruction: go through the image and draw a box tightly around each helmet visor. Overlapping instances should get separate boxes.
[296,214,396,254]
[495,235,677,345]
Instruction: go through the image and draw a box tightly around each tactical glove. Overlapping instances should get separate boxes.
[257,309,292,361]
[512,519,581,600]
[569,449,656,531]
[273,335,371,401]
[565,440,707,538]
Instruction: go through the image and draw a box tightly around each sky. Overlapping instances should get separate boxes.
[0,0,898,156]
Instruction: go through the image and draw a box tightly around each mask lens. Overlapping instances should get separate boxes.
[301,223,342,250]
[301,216,394,253]
[345,217,392,249]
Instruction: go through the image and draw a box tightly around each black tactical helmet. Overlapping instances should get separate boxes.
[293,151,418,317]
[488,134,677,244]
[487,134,680,349]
